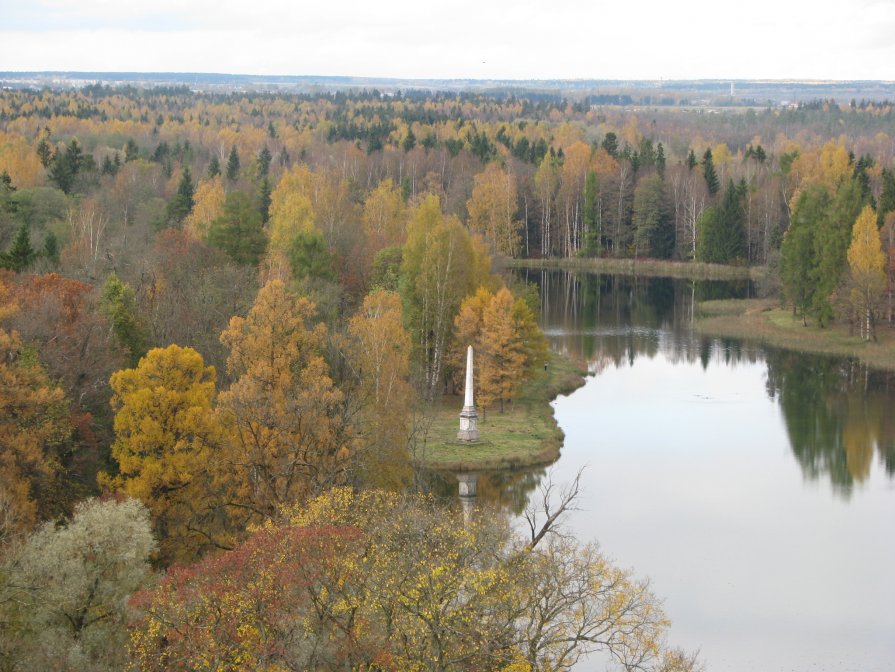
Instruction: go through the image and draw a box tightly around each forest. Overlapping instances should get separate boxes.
[1,84,895,671]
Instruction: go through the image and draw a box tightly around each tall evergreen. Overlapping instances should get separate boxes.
[0,223,37,272]
[48,139,84,194]
[632,175,674,259]
[601,132,619,158]
[207,191,267,265]
[686,149,698,171]
[258,177,272,224]
[780,186,828,323]
[100,273,147,365]
[581,170,601,256]
[878,168,895,226]
[655,142,666,178]
[43,231,59,266]
[207,155,221,179]
[696,180,745,263]
[257,147,272,179]
[124,138,139,162]
[810,179,867,325]
[702,149,719,196]
[166,166,195,226]
[225,145,240,182]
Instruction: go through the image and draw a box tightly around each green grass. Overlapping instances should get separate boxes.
[696,298,895,371]
[415,351,588,471]
[506,257,764,281]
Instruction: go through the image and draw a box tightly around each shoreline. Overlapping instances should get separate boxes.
[414,351,589,471]
[695,298,895,372]
[505,257,765,281]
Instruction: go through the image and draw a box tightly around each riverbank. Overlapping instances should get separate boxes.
[415,351,589,471]
[696,298,895,371]
[506,257,764,281]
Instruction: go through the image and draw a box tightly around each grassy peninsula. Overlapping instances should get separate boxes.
[416,351,588,471]
[696,298,895,371]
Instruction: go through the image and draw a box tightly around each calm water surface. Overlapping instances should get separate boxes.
[518,270,895,672]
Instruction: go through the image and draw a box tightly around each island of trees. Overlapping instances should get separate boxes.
[3,82,895,670]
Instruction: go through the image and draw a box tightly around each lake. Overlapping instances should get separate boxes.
[519,270,895,672]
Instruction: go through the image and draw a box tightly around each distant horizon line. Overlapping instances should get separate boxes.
[2,71,894,85]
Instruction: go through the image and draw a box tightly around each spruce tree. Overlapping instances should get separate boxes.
[878,168,895,226]
[43,231,59,266]
[696,180,745,263]
[207,191,267,265]
[780,186,828,323]
[166,166,195,226]
[0,223,36,272]
[36,138,52,168]
[686,149,698,171]
[810,179,867,325]
[225,145,240,182]
[124,138,139,162]
[258,176,272,224]
[581,170,601,256]
[702,149,719,196]
[207,155,221,178]
[257,147,272,179]
[655,142,666,178]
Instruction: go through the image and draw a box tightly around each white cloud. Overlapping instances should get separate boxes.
[1,0,893,80]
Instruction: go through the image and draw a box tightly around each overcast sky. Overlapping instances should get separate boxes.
[2,0,894,81]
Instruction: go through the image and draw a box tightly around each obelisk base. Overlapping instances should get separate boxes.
[457,405,479,442]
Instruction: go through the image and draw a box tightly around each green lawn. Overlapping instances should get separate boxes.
[414,351,588,471]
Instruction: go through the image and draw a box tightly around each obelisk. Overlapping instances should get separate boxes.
[457,345,479,442]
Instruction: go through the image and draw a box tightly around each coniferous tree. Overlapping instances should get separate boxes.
[207,191,266,265]
[655,142,666,178]
[258,176,272,224]
[124,138,139,162]
[225,145,240,182]
[702,149,719,196]
[43,231,59,266]
[632,175,674,259]
[697,180,745,263]
[207,155,221,178]
[0,170,15,217]
[0,223,37,271]
[878,168,895,226]
[36,138,52,168]
[686,149,698,171]
[811,179,867,325]
[166,166,195,226]
[601,132,619,158]
[581,170,601,256]
[781,186,828,323]
[100,273,148,365]
[48,139,84,194]
[257,147,272,179]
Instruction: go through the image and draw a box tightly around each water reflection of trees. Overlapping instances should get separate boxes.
[522,269,759,370]
[765,349,895,496]
[418,467,546,514]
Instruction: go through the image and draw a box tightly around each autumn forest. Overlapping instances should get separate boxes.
[2,83,895,671]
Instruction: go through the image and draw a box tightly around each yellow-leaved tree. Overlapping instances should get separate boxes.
[362,177,406,250]
[0,328,71,542]
[183,176,225,240]
[453,287,547,415]
[105,344,225,563]
[847,205,887,341]
[346,289,414,489]
[466,162,521,257]
[217,280,354,522]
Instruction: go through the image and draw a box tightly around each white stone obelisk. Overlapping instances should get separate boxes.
[457,345,479,442]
